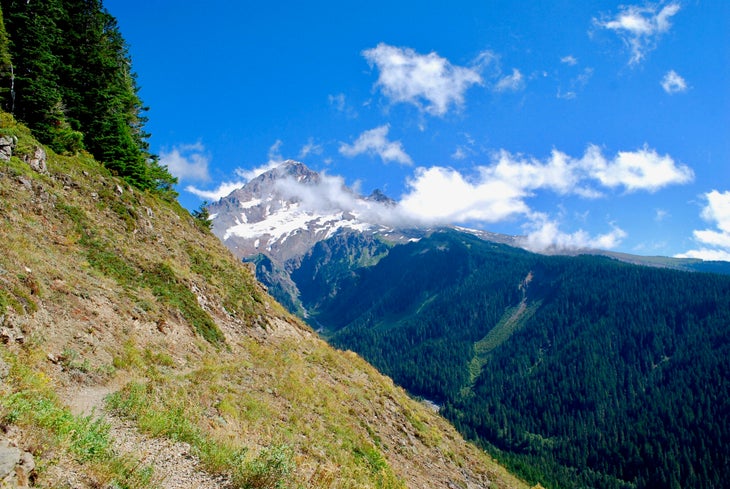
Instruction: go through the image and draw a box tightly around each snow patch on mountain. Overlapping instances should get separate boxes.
[208,160,401,262]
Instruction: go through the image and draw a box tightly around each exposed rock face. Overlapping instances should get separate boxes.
[24,146,46,173]
[208,160,521,316]
[0,135,17,161]
[0,356,8,379]
[0,137,47,173]
[0,438,35,489]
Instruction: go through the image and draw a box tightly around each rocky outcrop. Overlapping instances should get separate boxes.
[24,146,46,173]
[0,437,36,489]
[0,135,17,161]
[0,136,47,174]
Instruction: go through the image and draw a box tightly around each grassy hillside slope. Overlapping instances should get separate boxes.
[0,112,529,489]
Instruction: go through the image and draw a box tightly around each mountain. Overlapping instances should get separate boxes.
[209,162,730,488]
[0,114,530,488]
[210,161,730,310]
[208,160,520,313]
[210,160,400,263]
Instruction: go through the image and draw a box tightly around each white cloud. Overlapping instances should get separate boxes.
[183,141,289,201]
[452,146,468,160]
[700,190,730,233]
[557,89,577,100]
[396,162,629,253]
[676,190,730,261]
[234,161,281,182]
[595,2,681,65]
[273,172,412,228]
[185,181,245,202]
[393,145,690,249]
[159,143,210,182]
[267,140,284,164]
[229,140,288,182]
[490,149,583,195]
[557,67,594,100]
[693,229,730,249]
[339,125,413,165]
[676,248,730,261]
[561,55,578,66]
[661,70,688,94]
[519,214,627,252]
[485,145,691,196]
[472,50,500,72]
[299,138,323,159]
[576,67,594,87]
[328,93,358,118]
[494,68,525,92]
[276,172,358,214]
[362,43,483,116]
[329,93,346,111]
[398,166,529,224]
[581,144,693,192]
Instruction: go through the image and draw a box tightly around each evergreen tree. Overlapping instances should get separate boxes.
[0,0,176,194]
[192,201,213,231]
[0,0,70,149]
[0,7,13,110]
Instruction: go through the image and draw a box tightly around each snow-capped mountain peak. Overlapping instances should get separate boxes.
[208,160,395,262]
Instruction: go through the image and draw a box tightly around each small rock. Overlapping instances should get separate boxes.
[17,450,35,487]
[0,441,35,488]
[0,135,17,162]
[0,328,11,344]
[156,318,168,333]
[24,146,47,173]
[0,445,21,479]
[0,357,9,379]
[115,184,124,195]
[16,176,31,190]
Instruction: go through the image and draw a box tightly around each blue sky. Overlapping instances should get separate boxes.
[105,0,729,259]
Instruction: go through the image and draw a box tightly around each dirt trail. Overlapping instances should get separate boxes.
[62,380,229,489]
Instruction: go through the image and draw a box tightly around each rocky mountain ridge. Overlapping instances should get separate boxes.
[209,161,730,320]
[208,160,522,314]
[209,160,407,264]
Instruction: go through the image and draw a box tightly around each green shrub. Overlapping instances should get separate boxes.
[233,444,296,489]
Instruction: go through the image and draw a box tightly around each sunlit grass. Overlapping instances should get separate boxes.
[106,339,407,489]
[0,349,158,488]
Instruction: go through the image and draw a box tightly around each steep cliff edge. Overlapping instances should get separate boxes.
[0,113,529,488]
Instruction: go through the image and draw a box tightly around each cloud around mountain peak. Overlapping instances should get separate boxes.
[213,145,692,253]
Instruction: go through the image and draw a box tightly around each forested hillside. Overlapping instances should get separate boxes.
[301,230,730,488]
[0,0,175,193]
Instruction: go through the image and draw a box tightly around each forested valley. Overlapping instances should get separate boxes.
[301,230,730,488]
